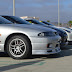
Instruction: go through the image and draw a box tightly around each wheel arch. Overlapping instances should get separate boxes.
[4,33,32,52]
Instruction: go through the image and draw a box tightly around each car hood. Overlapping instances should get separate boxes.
[57,27,72,31]
[47,25,66,33]
[13,24,57,32]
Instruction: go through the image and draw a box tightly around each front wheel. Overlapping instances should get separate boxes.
[6,35,32,59]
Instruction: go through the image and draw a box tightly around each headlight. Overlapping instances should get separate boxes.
[38,32,58,37]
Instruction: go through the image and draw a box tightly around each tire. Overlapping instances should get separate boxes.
[6,35,32,59]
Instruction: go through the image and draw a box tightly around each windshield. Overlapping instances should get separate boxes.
[26,19,46,26]
[42,21,54,26]
[2,16,31,24]
[0,16,12,24]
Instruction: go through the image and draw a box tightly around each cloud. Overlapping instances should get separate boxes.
[0,0,72,23]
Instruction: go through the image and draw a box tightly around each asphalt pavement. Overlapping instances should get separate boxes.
[0,45,72,72]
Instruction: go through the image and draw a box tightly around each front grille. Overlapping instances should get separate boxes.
[47,50,52,52]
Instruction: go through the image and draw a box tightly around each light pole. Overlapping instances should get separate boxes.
[58,0,60,27]
[13,0,15,16]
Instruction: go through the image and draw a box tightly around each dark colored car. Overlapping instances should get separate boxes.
[41,21,68,46]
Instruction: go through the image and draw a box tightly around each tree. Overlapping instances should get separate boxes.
[60,23,62,27]
[47,20,50,22]
[68,21,72,27]
[68,21,72,24]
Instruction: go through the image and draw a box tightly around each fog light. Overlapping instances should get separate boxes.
[47,44,52,48]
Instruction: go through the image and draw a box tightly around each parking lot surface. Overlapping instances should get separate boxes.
[0,45,72,72]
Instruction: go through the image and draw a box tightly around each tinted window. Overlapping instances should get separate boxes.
[42,21,54,26]
[0,16,12,24]
[2,16,31,24]
[26,19,46,26]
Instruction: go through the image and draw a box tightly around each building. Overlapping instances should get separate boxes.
[20,16,39,20]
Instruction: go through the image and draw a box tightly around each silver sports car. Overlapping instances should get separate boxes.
[0,16,61,59]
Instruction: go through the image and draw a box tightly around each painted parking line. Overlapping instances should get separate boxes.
[0,60,46,66]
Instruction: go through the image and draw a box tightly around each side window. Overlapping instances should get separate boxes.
[29,21,32,23]
[26,20,38,24]
[3,17,15,23]
[31,20,38,24]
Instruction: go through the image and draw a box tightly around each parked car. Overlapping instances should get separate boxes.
[41,21,71,45]
[57,27,72,45]
[0,16,61,59]
[24,18,68,48]
[40,21,68,46]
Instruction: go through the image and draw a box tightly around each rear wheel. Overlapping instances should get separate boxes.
[6,35,32,59]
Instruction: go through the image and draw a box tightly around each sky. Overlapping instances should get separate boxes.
[0,0,72,23]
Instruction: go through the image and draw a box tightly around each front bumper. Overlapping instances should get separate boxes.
[30,35,61,55]
[32,47,61,55]
[68,41,72,45]
[60,41,68,46]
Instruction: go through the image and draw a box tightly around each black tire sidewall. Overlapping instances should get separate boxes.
[6,35,32,59]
